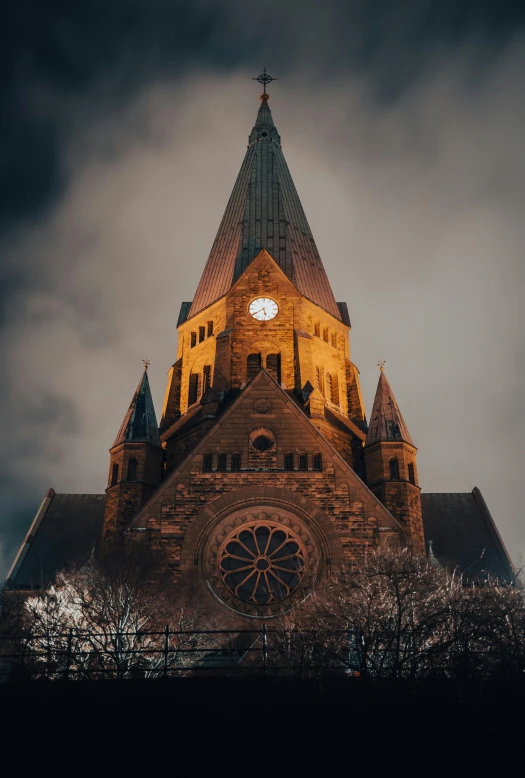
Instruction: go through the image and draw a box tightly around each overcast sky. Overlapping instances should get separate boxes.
[1,0,525,578]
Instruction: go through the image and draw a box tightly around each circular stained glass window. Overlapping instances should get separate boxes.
[219,523,306,604]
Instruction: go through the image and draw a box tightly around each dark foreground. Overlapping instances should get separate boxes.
[1,676,524,765]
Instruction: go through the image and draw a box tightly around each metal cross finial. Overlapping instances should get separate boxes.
[252,66,277,97]
[378,360,385,371]
[143,359,150,371]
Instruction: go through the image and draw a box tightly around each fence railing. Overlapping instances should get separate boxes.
[1,626,522,683]
[0,626,362,682]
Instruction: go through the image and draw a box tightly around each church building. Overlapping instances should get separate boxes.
[6,81,513,621]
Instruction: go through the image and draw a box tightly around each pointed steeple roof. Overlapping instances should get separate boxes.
[366,365,415,447]
[189,94,341,321]
[113,365,161,448]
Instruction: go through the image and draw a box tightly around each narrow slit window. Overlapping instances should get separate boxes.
[111,463,119,487]
[299,454,308,471]
[127,457,138,482]
[314,322,320,337]
[408,462,416,485]
[218,453,227,471]
[323,327,329,342]
[203,365,211,392]
[389,457,400,480]
[188,373,199,405]
[325,373,332,402]
[331,374,339,405]
[199,326,206,343]
[231,453,241,471]
[207,321,214,337]
[331,332,337,348]
[203,453,213,471]
[313,453,322,471]
[284,453,294,471]
[190,332,197,348]
[266,353,281,384]
[247,353,262,380]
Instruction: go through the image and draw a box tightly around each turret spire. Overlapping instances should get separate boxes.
[366,365,414,447]
[113,364,160,447]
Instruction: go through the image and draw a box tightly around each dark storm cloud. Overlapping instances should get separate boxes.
[1,0,525,577]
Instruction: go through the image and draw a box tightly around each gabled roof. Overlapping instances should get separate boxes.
[421,489,514,583]
[6,491,105,589]
[366,367,415,447]
[113,367,160,448]
[131,368,402,532]
[188,95,341,321]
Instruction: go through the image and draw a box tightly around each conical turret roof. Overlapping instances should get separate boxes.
[189,94,341,321]
[113,367,161,448]
[366,367,415,447]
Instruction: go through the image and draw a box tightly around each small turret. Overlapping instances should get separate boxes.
[364,363,425,554]
[103,362,164,538]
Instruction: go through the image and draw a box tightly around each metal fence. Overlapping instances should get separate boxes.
[0,626,361,682]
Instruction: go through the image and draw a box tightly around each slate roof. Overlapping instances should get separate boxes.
[189,95,341,321]
[6,487,513,591]
[421,489,514,583]
[366,368,415,447]
[113,368,160,448]
[6,491,105,589]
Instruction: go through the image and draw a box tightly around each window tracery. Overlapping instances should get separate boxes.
[219,523,306,605]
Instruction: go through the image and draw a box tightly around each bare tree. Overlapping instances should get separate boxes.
[19,545,218,679]
[270,549,525,681]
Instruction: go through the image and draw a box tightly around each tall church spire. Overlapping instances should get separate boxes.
[189,92,341,321]
[113,363,160,447]
[366,364,415,447]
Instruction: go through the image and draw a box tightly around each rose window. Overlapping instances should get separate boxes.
[219,523,306,604]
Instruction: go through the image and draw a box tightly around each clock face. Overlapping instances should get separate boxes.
[249,297,279,321]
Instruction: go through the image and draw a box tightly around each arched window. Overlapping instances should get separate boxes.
[188,373,199,405]
[266,353,281,383]
[313,453,322,471]
[389,457,400,480]
[203,453,213,471]
[127,457,138,482]
[247,353,262,380]
[408,462,416,485]
[111,463,119,487]
[231,453,241,471]
[284,453,294,471]
[218,453,227,471]
[299,453,308,471]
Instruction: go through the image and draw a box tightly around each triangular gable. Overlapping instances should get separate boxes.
[131,369,401,531]
[225,249,345,326]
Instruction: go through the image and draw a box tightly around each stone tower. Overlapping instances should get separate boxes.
[103,365,164,538]
[364,364,424,554]
[113,89,423,621]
